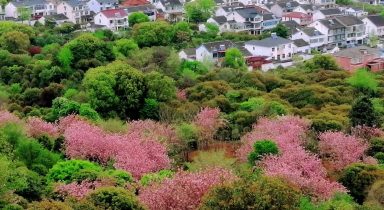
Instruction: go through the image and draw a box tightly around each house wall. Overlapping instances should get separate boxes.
[5,3,17,18]
[196,46,212,62]
[57,2,75,23]
[270,5,283,17]
[334,54,377,71]
[312,11,325,21]
[94,13,109,27]
[245,42,294,61]
[363,18,384,36]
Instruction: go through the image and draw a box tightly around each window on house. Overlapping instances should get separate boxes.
[64,6,66,10]
[282,54,285,58]
[99,19,101,23]
[272,47,275,51]
[253,47,255,50]
[110,20,113,23]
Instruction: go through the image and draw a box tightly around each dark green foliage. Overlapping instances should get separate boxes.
[270,23,289,38]
[200,177,302,210]
[374,152,384,164]
[87,187,145,210]
[305,55,339,70]
[349,96,378,127]
[248,140,279,165]
[132,21,173,47]
[140,98,159,119]
[339,163,384,204]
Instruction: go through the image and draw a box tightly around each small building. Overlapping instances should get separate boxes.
[244,34,294,61]
[87,0,118,13]
[270,1,299,18]
[282,12,312,26]
[125,4,157,21]
[363,15,384,37]
[196,40,234,62]
[5,0,56,20]
[312,8,342,21]
[309,18,346,46]
[333,46,383,71]
[179,48,196,61]
[153,0,183,22]
[291,27,326,50]
[293,39,310,54]
[94,8,128,30]
[57,0,93,24]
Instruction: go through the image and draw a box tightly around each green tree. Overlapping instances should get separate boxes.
[47,160,102,183]
[223,48,246,69]
[271,23,289,38]
[0,31,30,54]
[305,54,339,70]
[132,21,173,47]
[57,47,73,68]
[185,0,215,23]
[349,96,378,127]
[17,7,31,24]
[114,38,138,57]
[87,187,145,210]
[145,71,176,102]
[368,34,379,48]
[347,68,378,95]
[128,12,149,27]
[248,140,279,165]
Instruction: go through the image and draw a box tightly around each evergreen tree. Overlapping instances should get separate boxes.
[349,96,378,127]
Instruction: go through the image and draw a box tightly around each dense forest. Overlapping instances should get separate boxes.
[0,20,384,210]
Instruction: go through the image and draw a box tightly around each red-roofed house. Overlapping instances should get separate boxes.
[121,0,150,7]
[282,12,312,26]
[94,8,128,31]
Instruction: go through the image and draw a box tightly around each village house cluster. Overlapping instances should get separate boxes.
[1,0,384,71]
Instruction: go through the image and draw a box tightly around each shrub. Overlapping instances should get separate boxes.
[368,138,384,156]
[339,163,384,204]
[248,140,279,165]
[365,180,384,208]
[100,169,133,186]
[47,160,102,184]
[140,170,174,186]
[27,200,72,210]
[374,152,384,164]
[88,187,145,210]
[200,177,302,210]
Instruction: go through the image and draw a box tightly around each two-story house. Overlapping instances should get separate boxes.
[270,1,299,18]
[293,4,315,16]
[333,46,383,71]
[363,15,384,37]
[282,12,312,26]
[291,27,326,50]
[311,0,335,8]
[5,0,56,20]
[196,40,235,62]
[312,8,341,21]
[94,8,128,30]
[336,15,365,45]
[341,7,368,18]
[309,18,346,46]
[244,34,294,61]
[57,0,93,24]
[125,4,157,21]
[87,0,118,13]
[154,0,183,22]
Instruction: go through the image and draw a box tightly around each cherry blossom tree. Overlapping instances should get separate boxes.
[26,117,59,139]
[55,180,103,200]
[318,131,369,171]
[0,110,21,126]
[139,168,237,210]
[193,107,225,148]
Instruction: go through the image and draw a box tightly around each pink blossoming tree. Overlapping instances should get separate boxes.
[318,131,369,171]
[26,117,59,139]
[193,107,225,149]
[55,180,103,200]
[139,168,237,210]
[0,110,21,127]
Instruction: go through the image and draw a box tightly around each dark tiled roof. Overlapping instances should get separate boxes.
[336,15,363,26]
[214,0,224,3]
[276,1,299,9]
[212,16,227,24]
[366,15,384,27]
[245,36,292,47]
[299,4,314,11]
[181,48,196,56]
[234,41,252,56]
[221,5,241,12]
[282,20,301,33]
[319,8,341,16]
[124,4,155,12]
[333,46,380,59]
[319,19,345,29]
[44,14,69,21]
[66,0,87,7]
[293,39,309,47]
[235,7,261,19]
[301,27,323,36]
[201,40,234,52]
[11,0,47,7]
[263,13,277,20]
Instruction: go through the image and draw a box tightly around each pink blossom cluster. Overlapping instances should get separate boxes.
[139,168,237,210]
[318,131,369,171]
[0,110,20,126]
[26,117,60,139]
[176,89,187,101]
[351,125,384,140]
[237,116,346,199]
[193,107,225,142]
[64,120,171,178]
[55,180,103,200]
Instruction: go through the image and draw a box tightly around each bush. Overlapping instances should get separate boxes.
[248,140,279,165]
[27,200,72,210]
[200,177,302,210]
[374,152,384,164]
[368,138,384,156]
[100,170,133,186]
[47,160,102,183]
[140,170,174,186]
[87,187,145,210]
[365,180,384,208]
[339,163,384,204]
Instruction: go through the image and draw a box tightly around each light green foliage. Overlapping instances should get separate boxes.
[347,68,378,94]
[224,48,246,69]
[51,97,80,119]
[186,150,236,171]
[176,123,199,143]
[0,31,30,54]
[305,54,339,70]
[97,118,128,133]
[114,38,138,57]
[87,187,145,210]
[79,103,100,121]
[200,177,302,210]
[145,71,176,102]
[204,23,219,37]
[368,35,379,48]
[180,60,208,75]
[100,170,133,186]
[248,140,279,165]
[57,47,73,68]
[132,21,173,47]
[46,160,102,183]
[17,7,31,22]
[140,170,174,186]
[128,12,149,27]
[240,97,265,112]
[185,0,215,23]
[0,21,34,37]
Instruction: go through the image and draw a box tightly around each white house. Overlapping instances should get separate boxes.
[5,0,56,19]
[207,16,229,32]
[309,18,346,46]
[311,0,335,8]
[87,0,118,13]
[94,8,128,30]
[282,12,312,26]
[179,48,196,60]
[154,0,183,22]
[38,13,69,26]
[57,0,92,24]
[291,27,326,50]
[270,1,299,18]
[293,4,315,16]
[293,39,310,54]
[336,15,366,45]
[363,15,384,37]
[312,8,341,21]
[244,34,294,61]
[196,40,234,62]
[341,7,368,17]
[125,4,157,21]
